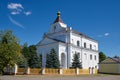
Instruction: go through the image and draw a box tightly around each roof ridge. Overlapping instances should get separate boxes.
[108,57,120,63]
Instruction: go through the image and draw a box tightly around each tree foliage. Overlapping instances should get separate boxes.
[28,45,41,68]
[99,52,106,62]
[72,53,82,68]
[39,54,42,67]
[21,43,30,62]
[46,48,60,68]
[20,44,41,68]
[113,55,120,60]
[20,43,30,68]
[0,30,22,74]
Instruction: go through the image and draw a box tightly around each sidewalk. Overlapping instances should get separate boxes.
[0,74,120,80]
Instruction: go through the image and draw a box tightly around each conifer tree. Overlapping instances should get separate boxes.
[28,45,41,68]
[20,43,29,68]
[72,53,82,68]
[20,45,41,68]
[39,54,42,67]
[46,54,52,68]
[46,48,60,68]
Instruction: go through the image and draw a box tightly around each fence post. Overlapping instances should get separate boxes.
[89,67,91,74]
[76,68,79,75]
[42,68,45,75]
[26,67,30,74]
[92,67,94,74]
[59,68,62,75]
[12,64,18,75]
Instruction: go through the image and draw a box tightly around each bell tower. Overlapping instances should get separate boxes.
[48,11,67,33]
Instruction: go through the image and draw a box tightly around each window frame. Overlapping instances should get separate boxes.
[77,41,80,47]
[90,44,92,50]
[90,54,92,60]
[84,42,86,48]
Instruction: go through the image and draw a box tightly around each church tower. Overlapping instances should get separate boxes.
[48,11,67,33]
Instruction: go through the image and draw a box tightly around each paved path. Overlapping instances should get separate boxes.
[0,75,120,80]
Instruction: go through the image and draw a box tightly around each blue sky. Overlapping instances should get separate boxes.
[0,0,120,57]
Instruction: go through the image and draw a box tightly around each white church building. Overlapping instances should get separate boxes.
[36,11,99,69]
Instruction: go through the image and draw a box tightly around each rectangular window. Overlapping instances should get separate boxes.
[84,42,86,48]
[90,54,92,60]
[77,41,80,46]
[72,39,74,44]
[90,44,92,49]
[84,53,87,59]
[95,55,96,60]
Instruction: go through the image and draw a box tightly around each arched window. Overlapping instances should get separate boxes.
[90,44,92,49]
[84,42,86,48]
[77,41,80,46]
[61,53,66,68]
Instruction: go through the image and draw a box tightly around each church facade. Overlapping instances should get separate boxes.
[36,11,99,69]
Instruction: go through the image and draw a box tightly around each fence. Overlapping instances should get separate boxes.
[30,68,42,75]
[45,68,59,74]
[16,68,98,75]
[17,68,26,75]
[79,69,89,74]
[62,69,76,75]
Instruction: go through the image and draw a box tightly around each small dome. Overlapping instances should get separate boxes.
[53,11,63,23]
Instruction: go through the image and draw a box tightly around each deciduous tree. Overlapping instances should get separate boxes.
[99,52,106,62]
[0,30,22,74]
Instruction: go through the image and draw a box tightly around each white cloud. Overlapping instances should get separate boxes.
[98,35,103,37]
[8,3,31,16]
[8,16,24,28]
[8,3,23,10]
[98,32,110,37]
[24,11,32,16]
[11,11,20,15]
[8,3,23,15]
[104,33,110,36]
